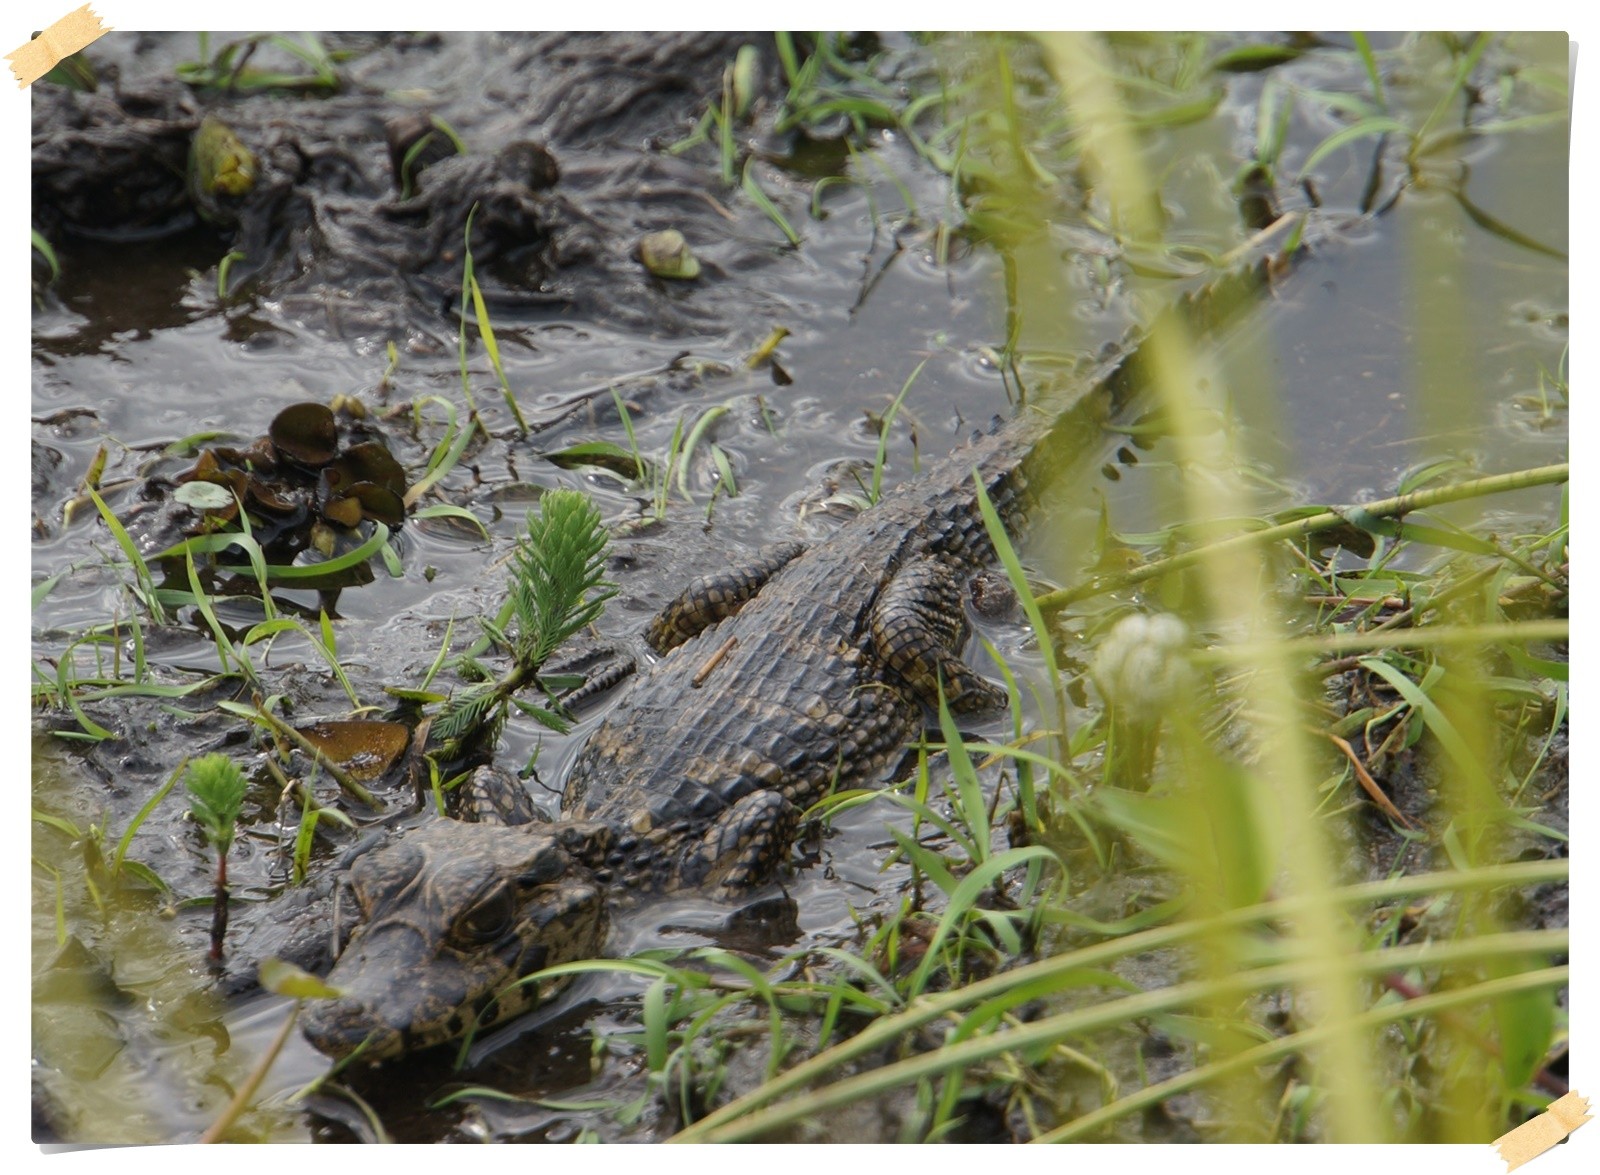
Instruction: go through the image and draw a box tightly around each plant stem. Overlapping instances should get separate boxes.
[209,854,229,961]
[250,705,380,808]
[1040,462,1569,610]
[199,1003,301,1143]
[1196,617,1568,663]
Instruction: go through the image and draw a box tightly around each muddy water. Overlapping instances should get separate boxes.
[31,32,1567,1143]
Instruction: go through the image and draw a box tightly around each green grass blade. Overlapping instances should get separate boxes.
[678,404,730,501]
[32,230,60,281]
[1350,32,1386,110]
[869,361,925,505]
[242,617,359,707]
[1358,656,1475,771]
[412,503,490,540]
[468,272,528,432]
[906,845,1057,997]
[1298,115,1409,174]
[934,691,989,861]
[741,156,800,245]
[112,756,188,875]
[86,485,166,623]
[257,523,391,581]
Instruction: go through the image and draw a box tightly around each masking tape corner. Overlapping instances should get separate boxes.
[7,5,110,89]
[1493,1091,1591,1171]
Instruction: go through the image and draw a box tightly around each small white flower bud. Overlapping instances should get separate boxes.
[1092,613,1194,723]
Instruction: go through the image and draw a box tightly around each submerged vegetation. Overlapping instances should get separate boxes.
[31,31,1565,1144]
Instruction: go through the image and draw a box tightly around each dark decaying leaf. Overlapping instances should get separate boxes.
[269,402,340,467]
[347,482,406,525]
[332,442,408,495]
[543,440,649,480]
[320,494,364,528]
[246,476,307,515]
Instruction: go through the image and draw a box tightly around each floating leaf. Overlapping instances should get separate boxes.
[320,494,363,528]
[347,482,407,525]
[173,481,235,511]
[269,402,339,467]
[333,442,408,495]
[245,477,306,515]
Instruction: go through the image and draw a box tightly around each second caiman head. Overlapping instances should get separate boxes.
[301,819,610,1061]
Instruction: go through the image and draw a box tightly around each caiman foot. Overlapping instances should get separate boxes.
[872,557,1008,712]
[646,541,808,653]
[679,790,799,900]
[451,764,546,827]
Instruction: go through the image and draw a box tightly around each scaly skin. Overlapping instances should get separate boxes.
[560,391,1078,890]
[304,356,1127,1062]
[300,818,613,1061]
[302,259,1276,1061]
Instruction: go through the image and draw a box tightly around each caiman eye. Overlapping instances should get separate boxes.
[451,884,514,946]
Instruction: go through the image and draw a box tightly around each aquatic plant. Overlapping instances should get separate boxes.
[27,30,1566,1144]
[176,32,343,94]
[184,754,249,961]
[432,488,617,756]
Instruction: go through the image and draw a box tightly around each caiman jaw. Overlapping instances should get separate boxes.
[301,822,607,1061]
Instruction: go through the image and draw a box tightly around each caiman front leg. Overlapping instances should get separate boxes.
[872,557,1008,712]
[645,540,808,653]
[678,790,800,901]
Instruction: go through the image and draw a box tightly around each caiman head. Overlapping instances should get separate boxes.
[301,819,611,1062]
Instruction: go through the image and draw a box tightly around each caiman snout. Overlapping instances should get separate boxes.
[301,821,607,1061]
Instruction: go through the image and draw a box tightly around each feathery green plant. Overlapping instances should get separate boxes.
[185,753,249,961]
[433,489,616,754]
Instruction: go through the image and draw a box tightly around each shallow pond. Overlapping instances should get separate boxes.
[31,31,1567,1144]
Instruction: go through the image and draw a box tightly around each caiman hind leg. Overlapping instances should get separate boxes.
[537,541,808,706]
[872,557,1008,712]
[678,790,799,901]
[645,540,808,653]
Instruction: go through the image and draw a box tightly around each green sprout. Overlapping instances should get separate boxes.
[433,489,617,755]
[185,753,249,961]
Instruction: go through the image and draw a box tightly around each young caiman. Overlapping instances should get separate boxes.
[301,259,1278,1061]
